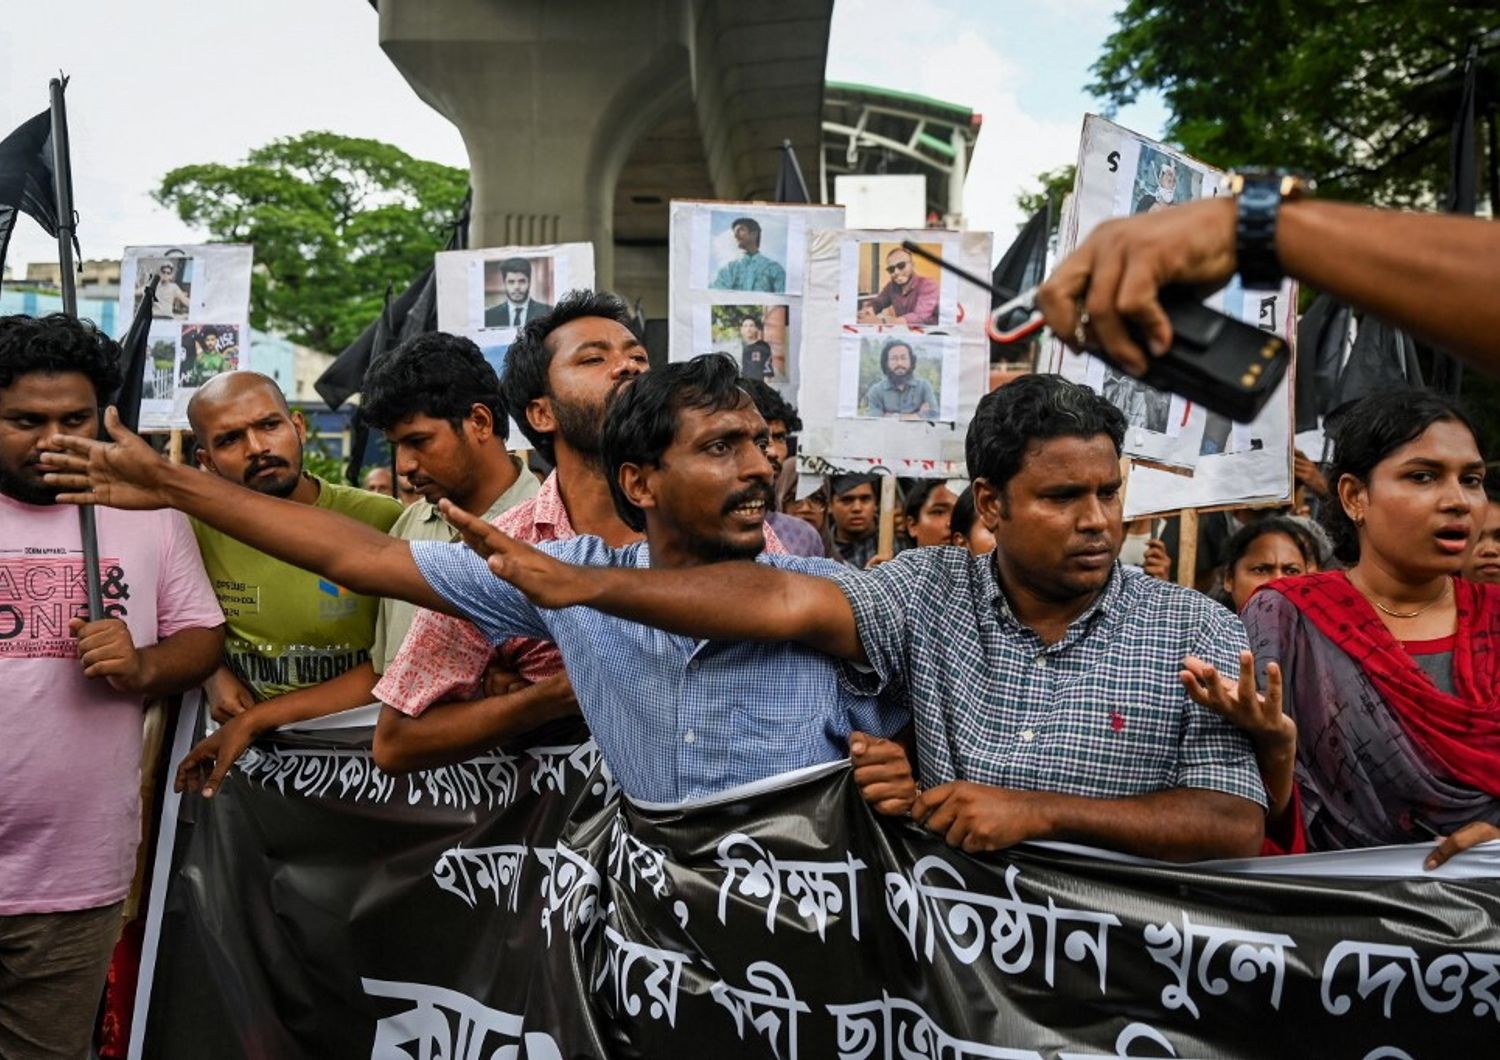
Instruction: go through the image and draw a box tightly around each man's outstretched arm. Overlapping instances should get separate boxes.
[42,408,452,615]
[441,501,867,662]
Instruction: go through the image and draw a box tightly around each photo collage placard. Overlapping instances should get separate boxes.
[118,244,253,431]
[796,227,992,480]
[1049,115,1296,514]
[668,201,844,403]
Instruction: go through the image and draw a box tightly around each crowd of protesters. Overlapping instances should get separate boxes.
[3,194,1500,1055]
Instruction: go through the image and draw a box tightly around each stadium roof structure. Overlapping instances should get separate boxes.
[822,81,983,225]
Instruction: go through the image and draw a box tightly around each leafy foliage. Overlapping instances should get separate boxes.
[1089,2,1498,207]
[1015,165,1077,236]
[155,132,467,352]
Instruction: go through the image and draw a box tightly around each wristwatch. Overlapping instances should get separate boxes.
[1226,169,1313,289]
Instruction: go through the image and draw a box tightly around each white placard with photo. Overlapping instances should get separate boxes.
[435,242,595,446]
[796,227,992,480]
[118,244,254,431]
[669,200,844,403]
[1048,115,1296,512]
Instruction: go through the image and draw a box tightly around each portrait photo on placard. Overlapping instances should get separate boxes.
[480,255,555,329]
[705,304,790,383]
[179,324,240,388]
[705,210,790,295]
[1130,145,1204,215]
[133,254,195,320]
[841,334,956,422]
[142,336,178,401]
[853,241,944,326]
[1101,364,1172,434]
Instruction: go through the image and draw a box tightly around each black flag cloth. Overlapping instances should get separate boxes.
[1431,43,1480,397]
[774,140,810,204]
[990,208,1049,361]
[110,275,159,432]
[0,109,67,285]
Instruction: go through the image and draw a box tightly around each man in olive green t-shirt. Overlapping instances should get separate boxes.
[174,335,575,796]
[184,373,401,716]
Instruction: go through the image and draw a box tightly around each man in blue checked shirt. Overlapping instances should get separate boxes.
[42,354,907,805]
[446,376,1269,863]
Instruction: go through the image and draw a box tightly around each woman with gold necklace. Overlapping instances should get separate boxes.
[1185,390,1500,863]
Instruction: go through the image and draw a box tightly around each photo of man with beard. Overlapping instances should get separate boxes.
[862,337,938,420]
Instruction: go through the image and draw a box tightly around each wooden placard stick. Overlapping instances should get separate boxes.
[1177,508,1199,589]
[877,473,897,560]
[167,429,184,465]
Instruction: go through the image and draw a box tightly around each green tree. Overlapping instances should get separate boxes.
[1015,165,1076,237]
[1089,3,1498,208]
[155,132,468,352]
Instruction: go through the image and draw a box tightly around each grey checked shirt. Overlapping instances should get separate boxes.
[830,548,1266,807]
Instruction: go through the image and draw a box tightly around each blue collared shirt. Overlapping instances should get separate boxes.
[829,549,1266,807]
[410,536,908,804]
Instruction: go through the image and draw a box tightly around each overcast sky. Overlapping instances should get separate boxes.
[1,0,1167,273]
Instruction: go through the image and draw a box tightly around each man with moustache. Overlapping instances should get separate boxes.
[184,372,401,722]
[858,246,940,326]
[45,354,900,803]
[373,292,793,767]
[863,338,937,419]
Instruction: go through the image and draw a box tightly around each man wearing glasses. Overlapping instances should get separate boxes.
[858,246,939,326]
[149,261,191,319]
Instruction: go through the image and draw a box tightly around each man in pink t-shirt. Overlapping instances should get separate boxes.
[0,314,223,1058]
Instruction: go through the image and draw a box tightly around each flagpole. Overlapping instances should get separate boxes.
[49,76,104,623]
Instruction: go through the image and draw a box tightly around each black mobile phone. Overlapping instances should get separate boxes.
[903,241,1290,423]
[1129,286,1289,424]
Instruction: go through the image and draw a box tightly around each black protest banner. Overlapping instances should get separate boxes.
[136,711,1500,1059]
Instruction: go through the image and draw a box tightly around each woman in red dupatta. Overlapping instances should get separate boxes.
[1184,391,1500,863]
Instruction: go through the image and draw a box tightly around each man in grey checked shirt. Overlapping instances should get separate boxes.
[457,376,1268,862]
[42,353,906,805]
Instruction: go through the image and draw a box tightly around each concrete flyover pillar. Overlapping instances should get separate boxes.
[377,0,831,305]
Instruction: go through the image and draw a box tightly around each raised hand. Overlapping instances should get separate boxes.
[849,731,917,816]
[1181,650,1296,819]
[439,500,591,609]
[39,406,176,509]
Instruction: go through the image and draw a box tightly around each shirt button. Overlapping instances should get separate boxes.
[684,729,696,745]
[1034,655,1048,668]
[1019,729,1035,743]
[687,659,700,671]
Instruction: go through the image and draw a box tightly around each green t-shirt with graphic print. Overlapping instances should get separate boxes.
[191,476,401,701]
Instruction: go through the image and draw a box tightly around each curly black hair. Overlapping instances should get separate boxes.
[359,331,506,439]
[1320,389,1478,564]
[601,353,748,532]
[500,289,637,463]
[0,313,122,401]
[965,375,1124,508]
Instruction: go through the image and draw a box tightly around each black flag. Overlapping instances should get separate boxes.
[774,140,810,204]
[0,109,72,285]
[990,208,1049,361]
[109,275,159,432]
